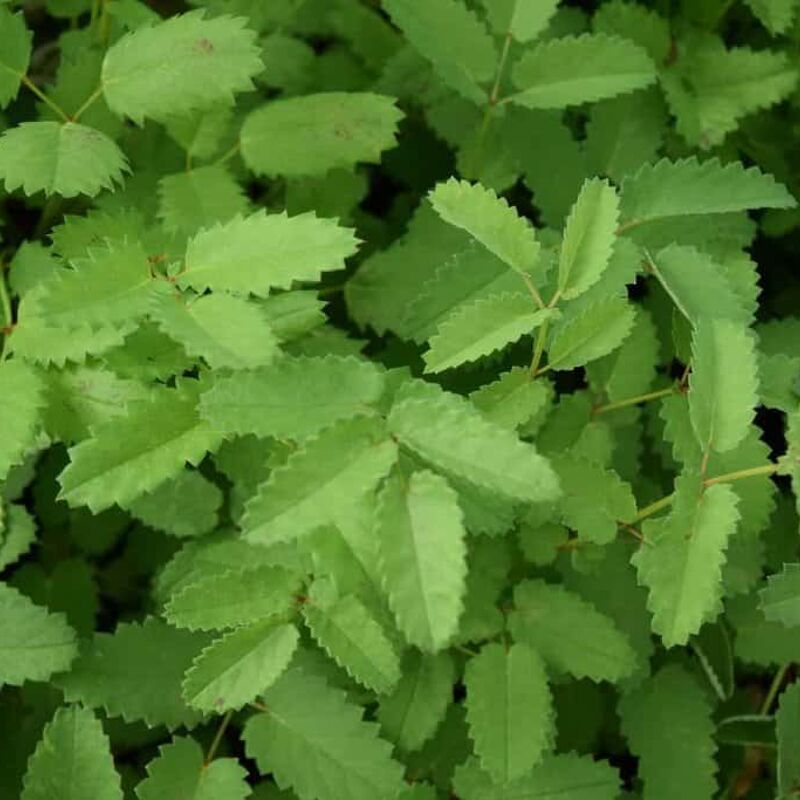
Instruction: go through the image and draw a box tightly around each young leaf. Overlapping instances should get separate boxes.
[387,383,560,503]
[510,34,656,109]
[241,416,397,545]
[243,668,405,800]
[557,178,620,300]
[182,621,299,713]
[547,296,636,370]
[424,296,552,373]
[0,359,45,481]
[688,318,759,453]
[0,122,127,197]
[508,579,637,682]
[201,356,383,440]
[136,736,249,800]
[0,582,77,686]
[101,11,262,123]
[0,7,31,108]
[633,475,740,647]
[376,468,467,653]
[179,211,359,296]
[428,179,541,276]
[465,642,553,783]
[241,93,402,177]
[22,706,121,800]
[760,563,800,626]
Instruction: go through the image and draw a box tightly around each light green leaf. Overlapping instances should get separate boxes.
[470,366,552,430]
[242,416,397,545]
[136,736,249,800]
[152,291,279,370]
[689,318,759,453]
[58,380,222,513]
[482,0,559,41]
[557,178,620,300]
[164,564,301,632]
[0,121,127,197]
[547,296,636,370]
[508,579,637,682]
[22,706,121,800]
[760,564,800,627]
[179,210,359,296]
[241,93,402,177]
[510,33,656,109]
[243,668,405,800]
[0,582,77,686]
[0,359,45,480]
[387,382,560,503]
[633,475,740,647]
[0,503,37,570]
[182,622,299,713]
[57,617,208,729]
[465,642,553,783]
[428,179,541,275]
[424,295,552,373]
[101,10,262,123]
[376,468,467,653]
[200,356,385,440]
[0,7,31,108]
[744,0,800,33]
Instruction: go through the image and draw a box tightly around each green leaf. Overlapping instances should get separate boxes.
[557,178,620,300]
[101,10,262,123]
[761,564,800,627]
[57,617,208,729]
[375,468,467,653]
[717,714,776,748]
[619,666,717,800]
[0,121,127,197]
[688,318,759,453]
[21,706,121,800]
[619,157,796,227]
[508,579,637,682]
[0,7,31,108]
[744,0,800,33]
[243,668,405,800]
[0,582,77,686]
[241,93,402,177]
[179,210,359,296]
[136,736,249,800]
[547,296,636,370]
[0,359,45,480]
[164,564,301,631]
[0,503,37,571]
[482,0,559,41]
[428,179,541,276]
[777,681,800,799]
[152,291,279,370]
[304,587,401,694]
[387,382,560,503]
[465,642,553,783]
[378,650,455,751]
[510,33,656,109]
[242,416,397,545]
[424,296,552,373]
[633,475,740,647]
[182,621,299,713]
[58,380,222,512]
[383,0,496,103]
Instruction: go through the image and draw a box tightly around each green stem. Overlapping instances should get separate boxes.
[529,316,550,376]
[20,75,70,123]
[593,386,675,415]
[704,463,779,487]
[72,85,104,122]
[631,493,674,523]
[0,270,11,361]
[519,271,545,310]
[205,710,233,764]
[33,196,64,240]
[215,141,241,166]
[760,664,790,715]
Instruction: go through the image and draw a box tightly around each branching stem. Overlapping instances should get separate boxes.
[593,386,675,415]
[20,75,70,123]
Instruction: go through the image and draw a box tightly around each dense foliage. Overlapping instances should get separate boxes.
[2,0,800,798]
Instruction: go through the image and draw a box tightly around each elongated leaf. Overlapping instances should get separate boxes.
[22,706,121,800]
[180,211,359,296]
[633,475,740,647]
[508,579,637,682]
[242,93,402,177]
[0,7,31,108]
[182,622,298,713]
[0,121,127,197]
[510,33,656,109]
[243,668,405,800]
[558,178,620,300]
[102,11,262,123]
[242,416,397,545]
[465,643,553,783]
[376,468,467,652]
[689,318,759,453]
[0,359,45,480]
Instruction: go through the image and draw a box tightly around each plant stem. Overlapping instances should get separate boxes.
[20,75,70,123]
[529,316,550,376]
[204,710,233,765]
[631,493,674,523]
[704,463,779,487]
[593,386,675,415]
[72,85,104,122]
[760,663,790,715]
[33,196,64,240]
[519,271,546,310]
[0,270,11,361]
[215,141,241,166]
